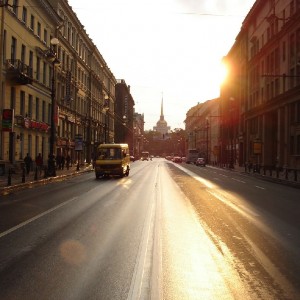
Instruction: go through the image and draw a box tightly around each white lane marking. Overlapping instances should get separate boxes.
[0,196,78,239]
[255,186,265,190]
[232,178,246,183]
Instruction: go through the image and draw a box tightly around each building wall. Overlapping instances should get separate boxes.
[115,80,135,151]
[0,0,118,171]
[0,0,61,168]
[185,98,220,163]
[219,0,300,169]
[244,0,300,169]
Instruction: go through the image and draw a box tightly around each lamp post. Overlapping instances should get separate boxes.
[47,38,60,177]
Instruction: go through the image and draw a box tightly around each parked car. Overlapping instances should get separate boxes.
[195,158,206,166]
[172,156,182,163]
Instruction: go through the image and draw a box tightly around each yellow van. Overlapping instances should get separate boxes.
[95,143,130,178]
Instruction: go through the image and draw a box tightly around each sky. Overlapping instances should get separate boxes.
[68,0,256,130]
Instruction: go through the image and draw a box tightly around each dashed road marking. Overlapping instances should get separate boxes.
[232,178,246,183]
[255,186,265,190]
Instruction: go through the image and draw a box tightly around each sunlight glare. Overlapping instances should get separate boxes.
[219,61,229,85]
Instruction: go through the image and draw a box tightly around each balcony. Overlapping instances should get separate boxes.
[6,59,33,85]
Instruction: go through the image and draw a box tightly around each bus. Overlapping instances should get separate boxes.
[141,151,150,161]
[186,149,199,164]
[94,143,130,178]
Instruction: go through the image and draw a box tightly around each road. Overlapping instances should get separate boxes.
[0,158,299,299]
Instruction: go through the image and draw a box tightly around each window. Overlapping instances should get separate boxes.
[29,51,33,69]
[30,15,34,31]
[2,30,6,63]
[43,62,47,84]
[67,22,71,41]
[36,97,40,120]
[37,22,41,37]
[36,56,40,80]
[42,100,46,122]
[12,0,18,15]
[21,44,26,63]
[28,94,33,118]
[22,6,27,24]
[71,28,75,47]
[20,91,25,115]
[44,29,48,45]
[11,37,17,60]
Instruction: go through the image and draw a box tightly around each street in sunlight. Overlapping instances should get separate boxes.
[0,158,299,299]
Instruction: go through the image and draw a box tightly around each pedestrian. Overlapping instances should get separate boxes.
[61,154,65,170]
[56,153,62,170]
[66,154,71,170]
[35,153,43,175]
[24,153,32,175]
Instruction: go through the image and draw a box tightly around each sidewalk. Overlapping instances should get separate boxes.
[0,164,94,196]
[209,164,300,189]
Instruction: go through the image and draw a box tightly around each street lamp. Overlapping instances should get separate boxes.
[46,37,60,176]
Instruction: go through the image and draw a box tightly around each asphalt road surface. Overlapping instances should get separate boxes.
[0,158,299,299]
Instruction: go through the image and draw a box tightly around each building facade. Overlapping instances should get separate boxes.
[186,0,300,170]
[0,0,118,173]
[153,98,170,138]
[222,0,300,169]
[133,112,145,158]
[185,98,220,164]
[115,79,135,153]
[0,0,62,171]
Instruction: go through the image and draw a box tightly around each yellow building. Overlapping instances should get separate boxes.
[0,0,62,172]
[0,0,117,174]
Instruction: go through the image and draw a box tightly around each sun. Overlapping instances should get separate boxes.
[198,60,229,99]
[218,61,229,85]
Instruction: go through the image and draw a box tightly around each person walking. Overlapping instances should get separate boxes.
[35,153,43,175]
[61,154,65,170]
[66,154,71,170]
[24,153,32,175]
[56,153,62,170]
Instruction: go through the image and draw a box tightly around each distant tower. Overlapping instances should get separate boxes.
[153,96,170,136]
